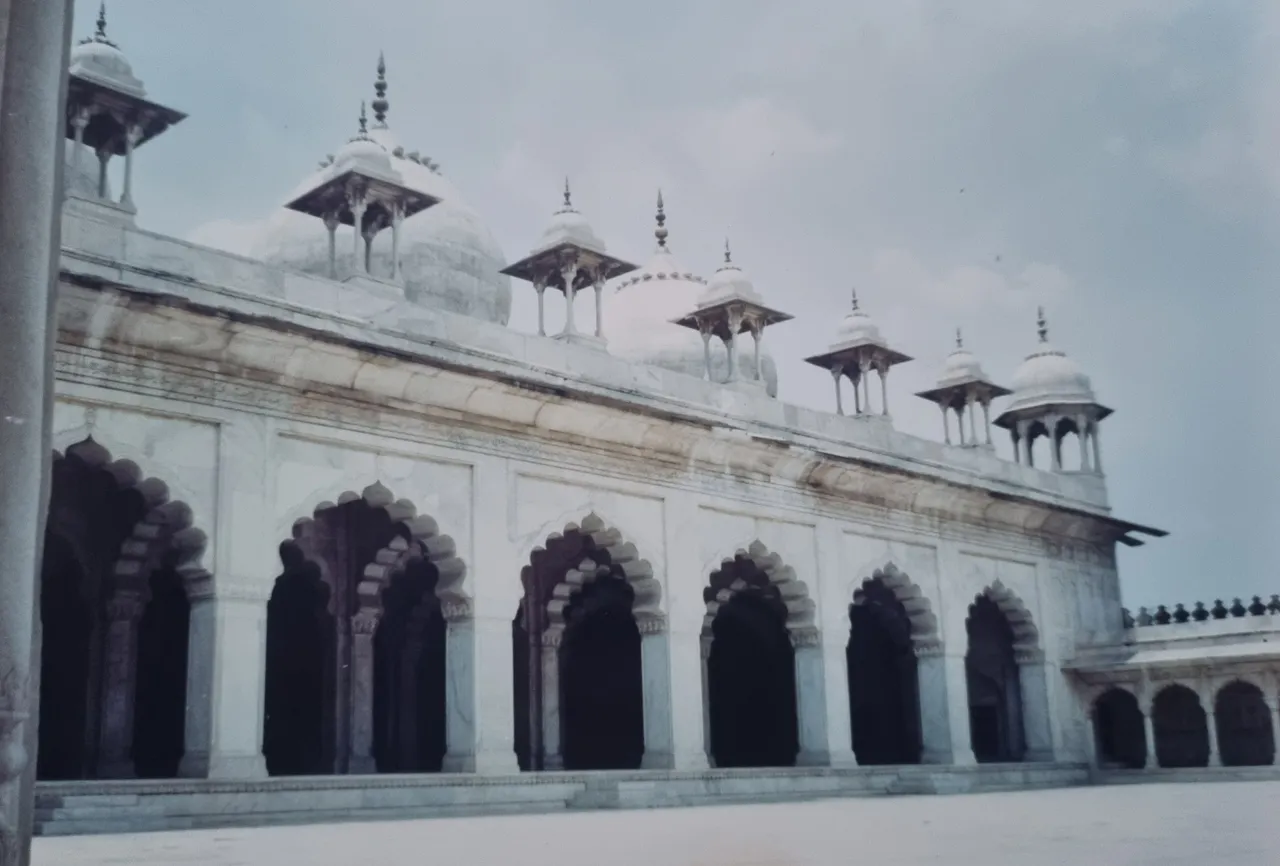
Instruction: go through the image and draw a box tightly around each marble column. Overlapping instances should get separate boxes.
[917,649,976,765]
[0,2,75,862]
[834,369,846,416]
[96,592,146,778]
[441,599,520,774]
[324,214,339,280]
[700,331,714,381]
[1202,686,1221,767]
[820,631,857,767]
[539,629,563,770]
[638,618,675,769]
[120,124,140,210]
[561,264,578,336]
[534,281,547,337]
[1142,711,1157,770]
[348,610,381,774]
[1268,699,1280,766]
[1083,707,1099,768]
[1091,428,1104,474]
[397,614,428,768]
[1017,652,1056,762]
[179,418,275,780]
[792,632,830,766]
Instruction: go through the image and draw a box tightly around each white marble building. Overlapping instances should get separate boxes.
[33,12,1280,832]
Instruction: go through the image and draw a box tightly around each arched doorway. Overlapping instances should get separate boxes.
[262,488,453,777]
[372,556,447,772]
[704,553,799,769]
[560,576,644,770]
[1092,688,1146,769]
[1215,681,1275,767]
[1151,684,1209,768]
[847,578,921,765]
[38,442,195,781]
[965,594,1025,762]
[513,516,652,771]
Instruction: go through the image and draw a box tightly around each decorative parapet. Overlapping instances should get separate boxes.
[1123,595,1280,628]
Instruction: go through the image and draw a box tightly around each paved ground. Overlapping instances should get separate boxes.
[32,781,1280,865]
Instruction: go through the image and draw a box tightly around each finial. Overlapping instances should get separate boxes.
[372,52,390,127]
[955,327,964,349]
[85,2,116,47]
[850,287,860,312]
[724,237,733,264]
[655,189,669,249]
[357,101,368,137]
[1036,306,1048,343]
[563,177,573,209]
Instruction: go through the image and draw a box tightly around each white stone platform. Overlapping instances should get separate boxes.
[33,780,1280,866]
[34,764,1086,837]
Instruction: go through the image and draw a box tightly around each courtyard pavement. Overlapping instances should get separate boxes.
[32,780,1280,865]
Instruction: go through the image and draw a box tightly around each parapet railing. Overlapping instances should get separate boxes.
[1122,596,1280,629]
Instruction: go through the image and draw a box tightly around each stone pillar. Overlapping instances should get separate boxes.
[96,147,109,199]
[70,106,89,180]
[819,629,857,768]
[638,617,674,769]
[724,333,738,382]
[1083,707,1099,768]
[700,330,713,381]
[593,277,605,338]
[1142,710,1157,770]
[120,123,140,210]
[918,650,975,765]
[397,613,428,768]
[347,610,380,774]
[324,214,339,280]
[1267,698,1280,766]
[792,631,830,766]
[349,192,367,274]
[879,365,890,416]
[751,325,763,381]
[1017,651,1056,762]
[834,368,846,416]
[1046,415,1063,472]
[534,280,546,337]
[981,400,993,446]
[560,264,578,336]
[539,629,563,770]
[1091,427,1104,474]
[0,2,75,862]
[441,598,520,774]
[940,403,950,444]
[1010,429,1021,465]
[179,418,275,780]
[1202,685,1221,768]
[96,592,146,778]
[390,203,404,283]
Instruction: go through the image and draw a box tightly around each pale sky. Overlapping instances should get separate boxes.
[80,0,1275,610]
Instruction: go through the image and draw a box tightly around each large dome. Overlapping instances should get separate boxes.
[1006,312,1096,412]
[249,62,511,325]
[604,199,778,396]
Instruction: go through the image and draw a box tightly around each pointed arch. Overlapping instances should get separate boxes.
[540,512,662,635]
[975,580,1040,653]
[853,563,939,648]
[41,437,206,781]
[703,540,816,641]
[289,480,470,614]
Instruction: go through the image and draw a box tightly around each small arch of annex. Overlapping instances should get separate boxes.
[264,480,471,777]
[513,512,668,772]
[40,437,209,781]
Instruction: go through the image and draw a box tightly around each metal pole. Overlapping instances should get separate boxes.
[0,2,75,864]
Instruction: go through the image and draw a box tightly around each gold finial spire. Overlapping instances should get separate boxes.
[372,52,389,127]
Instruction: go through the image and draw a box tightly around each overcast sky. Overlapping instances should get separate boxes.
[81,0,1275,610]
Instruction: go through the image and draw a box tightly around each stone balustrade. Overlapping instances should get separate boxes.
[1123,596,1280,628]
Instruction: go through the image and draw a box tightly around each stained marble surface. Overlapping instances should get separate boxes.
[33,781,1280,866]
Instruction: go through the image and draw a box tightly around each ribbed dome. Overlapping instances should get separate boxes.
[606,201,778,396]
[534,184,606,255]
[698,241,762,307]
[249,62,511,325]
[69,8,145,98]
[937,330,989,385]
[1006,312,1096,411]
[829,291,885,348]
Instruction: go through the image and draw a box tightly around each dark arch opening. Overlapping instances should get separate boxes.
[560,576,644,770]
[965,595,1025,763]
[132,563,191,778]
[37,451,167,781]
[263,548,333,776]
[707,588,798,769]
[372,556,447,773]
[847,579,921,765]
[1152,685,1209,768]
[1093,688,1146,769]
[1215,681,1275,767]
[37,531,94,781]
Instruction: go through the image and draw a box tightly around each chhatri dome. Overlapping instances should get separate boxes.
[1005,307,1098,412]
[250,55,511,324]
[64,4,128,199]
[605,195,779,397]
[938,328,990,385]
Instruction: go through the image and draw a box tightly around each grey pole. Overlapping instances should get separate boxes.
[0,1,74,863]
